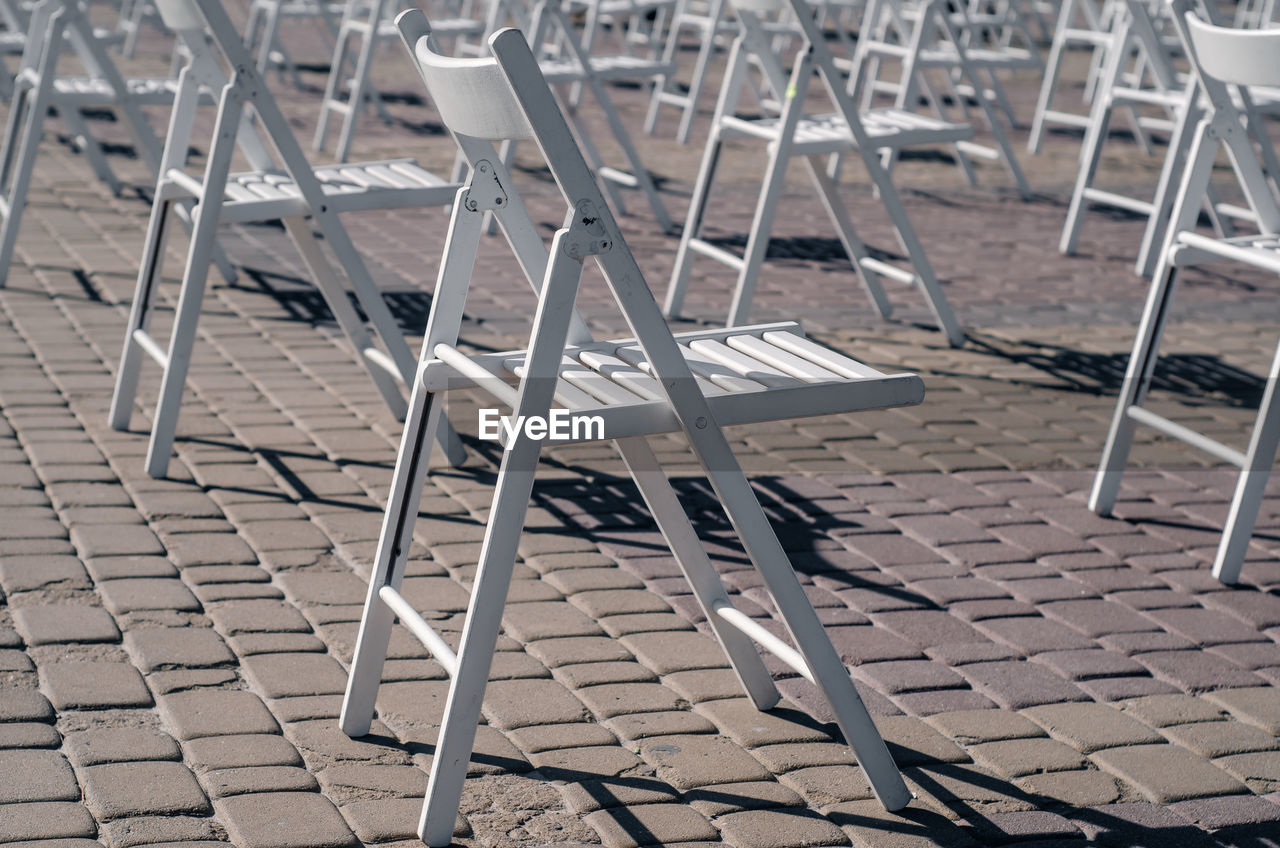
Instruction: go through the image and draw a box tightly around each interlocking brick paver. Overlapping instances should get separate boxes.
[203,765,321,798]
[1017,769,1121,807]
[968,738,1089,778]
[637,734,773,789]
[99,578,201,613]
[124,627,235,672]
[1135,651,1267,692]
[0,750,80,803]
[959,661,1089,710]
[717,808,850,848]
[1091,744,1250,803]
[81,761,212,819]
[39,661,152,710]
[64,727,182,766]
[11,604,119,645]
[0,722,61,749]
[216,792,360,848]
[1022,703,1165,753]
[158,690,280,740]
[584,803,718,848]
[241,653,348,699]
[0,802,97,842]
[1205,687,1280,734]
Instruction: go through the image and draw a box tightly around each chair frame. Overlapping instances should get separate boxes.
[343,14,916,845]
[0,0,235,286]
[1091,0,1280,584]
[109,0,465,477]
[664,0,965,344]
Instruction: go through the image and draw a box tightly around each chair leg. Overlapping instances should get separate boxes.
[1092,119,1219,514]
[335,20,381,164]
[1028,0,1072,153]
[675,2,725,145]
[281,215,408,420]
[1059,96,1113,255]
[313,23,353,153]
[727,130,794,327]
[420,229,584,847]
[0,57,55,286]
[109,196,174,431]
[615,436,780,708]
[804,157,893,319]
[1213,338,1280,584]
[342,190,485,736]
[1137,88,1200,277]
[1089,261,1179,516]
[692,441,910,811]
[664,136,723,318]
[143,86,245,478]
[341,384,445,736]
[62,108,122,196]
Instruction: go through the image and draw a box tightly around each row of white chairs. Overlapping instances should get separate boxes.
[3,1,1279,845]
[5,0,927,842]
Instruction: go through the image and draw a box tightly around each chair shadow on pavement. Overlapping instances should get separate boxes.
[356,720,1276,848]
[954,332,1268,406]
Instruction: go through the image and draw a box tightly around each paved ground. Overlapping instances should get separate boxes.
[1,4,1280,848]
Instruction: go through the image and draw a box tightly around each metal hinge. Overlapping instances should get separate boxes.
[561,199,611,259]
[462,159,508,212]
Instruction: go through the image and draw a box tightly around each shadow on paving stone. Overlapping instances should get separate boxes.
[943,334,1268,405]
[701,231,911,267]
[231,267,477,339]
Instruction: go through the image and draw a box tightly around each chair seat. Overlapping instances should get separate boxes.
[540,54,676,83]
[722,109,973,154]
[422,321,924,442]
[1172,231,1280,274]
[49,75,179,106]
[171,159,459,223]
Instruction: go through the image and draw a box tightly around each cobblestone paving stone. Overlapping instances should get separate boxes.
[1,4,1279,848]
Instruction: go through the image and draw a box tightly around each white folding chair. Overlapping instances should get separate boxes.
[1057,0,1188,259]
[314,0,483,163]
[108,0,466,477]
[1091,0,1280,585]
[0,0,237,285]
[849,0,1032,198]
[665,0,965,344]
[1027,0,1116,152]
[244,0,344,88]
[577,0,677,61]
[343,13,917,844]
[484,0,677,232]
[1029,0,1121,153]
[645,0,816,143]
[644,0,734,143]
[117,0,166,57]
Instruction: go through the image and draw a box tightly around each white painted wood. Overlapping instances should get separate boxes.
[663,0,964,345]
[1092,0,1280,586]
[109,0,468,477]
[346,22,918,845]
[0,0,235,286]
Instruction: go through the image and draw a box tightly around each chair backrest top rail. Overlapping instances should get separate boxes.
[397,10,534,141]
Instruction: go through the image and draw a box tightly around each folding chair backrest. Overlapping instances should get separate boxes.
[1184,13,1280,88]
[153,0,204,32]
[398,13,534,141]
